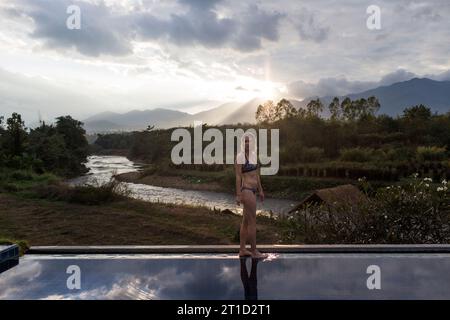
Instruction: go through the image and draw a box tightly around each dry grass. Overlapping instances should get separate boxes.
[0,193,287,246]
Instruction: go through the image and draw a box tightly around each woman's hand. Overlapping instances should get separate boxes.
[259,191,265,202]
[236,194,242,206]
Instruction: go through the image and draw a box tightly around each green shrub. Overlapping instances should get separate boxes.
[416,146,447,161]
[300,147,325,162]
[2,183,19,193]
[0,169,60,193]
[10,170,34,181]
[280,143,303,163]
[383,147,415,162]
[35,178,130,205]
[285,175,450,243]
[339,147,375,162]
[281,144,325,163]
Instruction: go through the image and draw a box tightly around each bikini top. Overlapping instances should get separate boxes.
[242,157,258,173]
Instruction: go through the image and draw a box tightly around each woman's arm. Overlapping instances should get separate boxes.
[257,167,265,202]
[235,162,243,206]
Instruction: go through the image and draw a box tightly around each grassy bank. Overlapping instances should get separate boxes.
[0,192,288,246]
[0,169,290,246]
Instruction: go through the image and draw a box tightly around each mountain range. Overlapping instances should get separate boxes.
[83,78,450,133]
[312,78,450,117]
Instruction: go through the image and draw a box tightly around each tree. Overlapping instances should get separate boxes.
[55,116,89,176]
[0,116,4,140]
[376,114,398,132]
[0,116,4,163]
[402,104,432,120]
[367,96,381,116]
[306,98,324,117]
[274,99,297,121]
[400,105,433,144]
[28,123,66,174]
[340,97,352,120]
[257,99,299,123]
[328,97,341,120]
[3,113,27,156]
[256,100,276,124]
[340,97,380,121]
[356,97,381,120]
[56,116,87,149]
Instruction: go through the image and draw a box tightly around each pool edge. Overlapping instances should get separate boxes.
[27,244,450,254]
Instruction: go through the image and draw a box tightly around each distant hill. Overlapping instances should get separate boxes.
[166,101,243,127]
[83,120,122,132]
[83,108,190,132]
[83,78,450,132]
[221,98,266,125]
[83,99,263,132]
[83,98,304,132]
[305,78,450,116]
[349,78,450,115]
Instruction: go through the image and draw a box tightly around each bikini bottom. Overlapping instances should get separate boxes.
[241,187,257,195]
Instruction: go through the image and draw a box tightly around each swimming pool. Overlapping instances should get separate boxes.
[1,245,450,300]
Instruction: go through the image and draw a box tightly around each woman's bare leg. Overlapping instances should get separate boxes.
[239,209,251,256]
[239,192,252,256]
[239,192,252,257]
[245,192,257,252]
[245,191,267,259]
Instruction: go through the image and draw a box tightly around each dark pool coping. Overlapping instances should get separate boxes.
[0,245,19,273]
[26,244,450,254]
[1,244,19,261]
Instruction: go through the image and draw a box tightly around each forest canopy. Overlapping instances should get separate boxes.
[0,113,89,177]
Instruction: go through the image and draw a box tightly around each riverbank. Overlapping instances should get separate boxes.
[0,192,289,247]
[116,171,230,193]
[115,167,352,201]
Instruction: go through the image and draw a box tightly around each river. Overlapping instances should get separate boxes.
[71,155,297,217]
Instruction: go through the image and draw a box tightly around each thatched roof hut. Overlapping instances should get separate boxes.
[289,184,365,213]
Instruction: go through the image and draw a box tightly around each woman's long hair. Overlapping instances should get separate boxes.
[236,132,257,165]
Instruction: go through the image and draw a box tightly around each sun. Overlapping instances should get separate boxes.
[258,81,278,100]
[232,78,283,102]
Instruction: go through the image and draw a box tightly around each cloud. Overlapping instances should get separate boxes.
[134,4,236,48]
[0,67,108,123]
[395,1,443,21]
[379,69,417,86]
[1,0,450,120]
[428,70,450,81]
[1,258,241,300]
[233,4,284,51]
[0,261,42,299]
[135,1,283,52]
[413,5,442,20]
[179,0,222,11]
[295,8,329,42]
[15,0,133,57]
[287,77,376,98]
[6,0,284,56]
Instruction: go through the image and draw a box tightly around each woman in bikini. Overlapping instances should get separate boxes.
[235,133,268,259]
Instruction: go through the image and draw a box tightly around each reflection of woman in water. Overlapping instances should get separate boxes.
[240,258,259,300]
[235,133,268,259]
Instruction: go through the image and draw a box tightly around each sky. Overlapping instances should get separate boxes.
[0,0,449,123]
